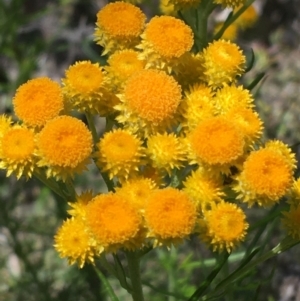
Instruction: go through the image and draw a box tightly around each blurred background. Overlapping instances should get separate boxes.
[1,0,300,300]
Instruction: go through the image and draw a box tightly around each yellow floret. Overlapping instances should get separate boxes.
[189,116,245,171]
[94,2,146,54]
[95,129,145,181]
[214,0,246,8]
[201,40,246,88]
[116,69,182,136]
[202,201,248,252]
[146,133,187,175]
[138,16,194,72]
[0,125,36,179]
[37,116,93,181]
[86,193,143,252]
[62,61,106,113]
[234,143,296,207]
[54,217,96,268]
[144,188,197,247]
[13,77,64,128]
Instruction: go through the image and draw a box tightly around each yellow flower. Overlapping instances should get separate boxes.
[106,49,145,91]
[13,77,64,128]
[189,116,245,170]
[144,188,197,247]
[202,201,248,252]
[173,52,206,89]
[37,116,93,181]
[287,178,300,206]
[146,133,186,175]
[86,193,143,252]
[68,190,94,219]
[115,177,157,211]
[54,217,96,268]
[116,69,182,136]
[62,61,106,113]
[235,5,258,29]
[214,85,254,114]
[225,107,263,147]
[234,144,296,207]
[0,125,36,179]
[201,40,246,88]
[95,129,145,181]
[138,16,194,72]
[214,0,246,8]
[214,22,238,41]
[183,168,225,210]
[0,115,13,138]
[181,84,215,132]
[159,0,177,16]
[282,205,300,239]
[94,2,146,54]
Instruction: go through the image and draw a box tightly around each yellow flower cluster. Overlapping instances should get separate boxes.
[1,1,298,268]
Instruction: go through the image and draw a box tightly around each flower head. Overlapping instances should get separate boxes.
[189,116,245,170]
[183,168,225,210]
[0,125,36,179]
[116,177,157,211]
[146,133,186,175]
[13,77,64,128]
[95,129,145,181]
[62,61,106,113]
[37,116,93,181]
[181,84,215,131]
[234,143,296,207]
[225,107,263,147]
[95,2,146,54]
[138,16,193,71]
[116,69,181,135]
[68,190,94,219]
[144,188,197,247]
[54,217,96,268]
[214,85,254,114]
[86,193,143,252]
[202,201,248,252]
[106,49,145,90]
[0,115,13,138]
[201,40,246,88]
[282,205,300,239]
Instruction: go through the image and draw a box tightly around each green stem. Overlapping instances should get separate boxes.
[195,0,217,51]
[33,170,66,200]
[93,265,120,301]
[201,237,300,300]
[85,111,99,145]
[213,0,257,41]
[126,251,145,301]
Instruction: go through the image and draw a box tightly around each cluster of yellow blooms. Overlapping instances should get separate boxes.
[0,0,299,269]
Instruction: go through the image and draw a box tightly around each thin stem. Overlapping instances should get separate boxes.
[126,251,145,301]
[93,265,120,301]
[85,111,99,145]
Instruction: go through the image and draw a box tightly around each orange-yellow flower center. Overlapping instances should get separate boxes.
[38,116,92,168]
[145,188,196,239]
[13,77,63,128]
[243,149,293,198]
[124,69,181,124]
[1,127,35,161]
[96,2,145,39]
[145,16,193,58]
[190,116,244,165]
[86,193,142,246]
[64,61,104,95]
